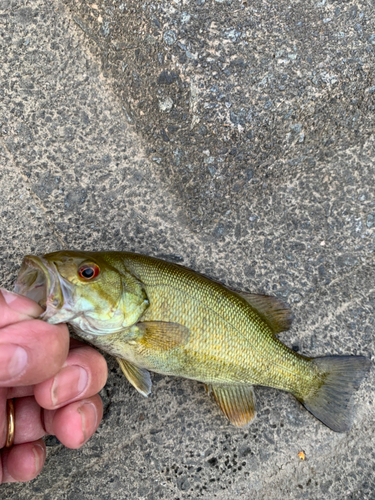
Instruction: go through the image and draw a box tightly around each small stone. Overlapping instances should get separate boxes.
[64,189,87,210]
[336,254,359,267]
[101,21,110,37]
[366,214,374,228]
[160,129,170,142]
[163,30,177,46]
[157,70,178,85]
[186,51,196,60]
[213,222,225,237]
[208,165,217,176]
[290,123,302,134]
[181,12,191,23]
[158,97,174,113]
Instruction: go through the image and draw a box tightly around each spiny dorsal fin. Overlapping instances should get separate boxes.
[135,321,190,351]
[207,384,256,427]
[236,292,293,335]
[116,358,151,397]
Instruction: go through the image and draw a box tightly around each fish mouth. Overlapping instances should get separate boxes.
[13,255,73,323]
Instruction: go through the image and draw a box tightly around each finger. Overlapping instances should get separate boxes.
[44,395,103,449]
[0,389,6,449]
[0,289,44,328]
[7,386,34,399]
[0,320,69,387]
[1,439,46,483]
[12,397,46,445]
[0,397,45,449]
[34,345,107,410]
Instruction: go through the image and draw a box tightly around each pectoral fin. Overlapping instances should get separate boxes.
[237,292,293,335]
[207,384,256,427]
[135,321,190,351]
[116,358,152,397]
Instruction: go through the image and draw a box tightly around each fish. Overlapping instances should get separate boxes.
[14,250,371,432]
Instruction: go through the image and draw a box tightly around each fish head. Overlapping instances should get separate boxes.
[13,251,148,336]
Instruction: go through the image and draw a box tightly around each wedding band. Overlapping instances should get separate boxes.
[5,399,15,448]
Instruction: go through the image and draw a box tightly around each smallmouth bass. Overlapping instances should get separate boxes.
[14,251,371,431]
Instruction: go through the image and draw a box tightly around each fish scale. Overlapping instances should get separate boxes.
[14,250,371,431]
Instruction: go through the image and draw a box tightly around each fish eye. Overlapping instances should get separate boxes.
[78,263,100,281]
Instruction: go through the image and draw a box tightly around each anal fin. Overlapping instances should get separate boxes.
[116,358,152,397]
[208,384,256,427]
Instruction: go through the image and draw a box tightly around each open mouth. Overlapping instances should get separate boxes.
[13,255,69,322]
[14,256,52,309]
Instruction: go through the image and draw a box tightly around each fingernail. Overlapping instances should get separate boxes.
[1,289,20,306]
[32,443,45,475]
[1,288,43,318]
[78,402,98,445]
[0,345,28,382]
[51,365,88,407]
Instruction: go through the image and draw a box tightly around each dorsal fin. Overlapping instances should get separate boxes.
[206,384,257,427]
[236,292,293,335]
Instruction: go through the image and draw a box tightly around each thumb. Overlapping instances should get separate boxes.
[0,289,44,320]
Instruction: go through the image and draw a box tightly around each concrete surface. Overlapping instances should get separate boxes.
[0,0,374,498]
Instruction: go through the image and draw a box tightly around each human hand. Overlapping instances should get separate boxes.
[0,289,108,483]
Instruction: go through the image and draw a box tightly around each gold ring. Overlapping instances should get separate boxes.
[5,399,15,448]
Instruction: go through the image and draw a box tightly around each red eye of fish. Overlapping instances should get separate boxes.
[78,264,100,280]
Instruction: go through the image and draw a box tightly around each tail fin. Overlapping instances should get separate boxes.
[301,356,371,432]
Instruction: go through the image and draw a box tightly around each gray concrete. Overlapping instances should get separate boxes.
[0,0,374,498]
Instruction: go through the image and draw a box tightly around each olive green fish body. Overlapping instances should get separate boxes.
[95,253,314,399]
[14,250,371,432]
